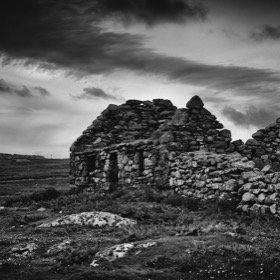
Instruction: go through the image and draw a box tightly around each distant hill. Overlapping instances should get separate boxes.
[0,153,46,161]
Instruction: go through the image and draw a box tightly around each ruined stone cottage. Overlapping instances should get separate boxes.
[70,96,233,191]
[70,95,280,191]
[70,95,280,217]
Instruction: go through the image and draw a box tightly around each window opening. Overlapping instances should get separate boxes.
[87,155,96,172]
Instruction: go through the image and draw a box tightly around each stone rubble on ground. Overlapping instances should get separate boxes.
[46,240,72,256]
[10,243,38,257]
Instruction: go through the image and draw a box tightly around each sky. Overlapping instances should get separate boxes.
[1,0,280,158]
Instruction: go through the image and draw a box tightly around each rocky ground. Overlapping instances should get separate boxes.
[1,160,280,279]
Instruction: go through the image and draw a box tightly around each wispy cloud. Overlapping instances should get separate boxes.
[71,87,123,101]
[0,78,51,98]
[222,105,279,128]
[7,105,33,113]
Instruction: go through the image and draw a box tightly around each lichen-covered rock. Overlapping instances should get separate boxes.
[38,211,136,228]
[90,241,157,267]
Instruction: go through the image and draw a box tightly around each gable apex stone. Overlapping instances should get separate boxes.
[186,95,204,109]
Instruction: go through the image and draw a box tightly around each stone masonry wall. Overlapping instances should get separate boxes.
[70,96,234,156]
[243,118,280,171]
[70,140,170,191]
[70,99,176,154]
[152,96,233,154]
[168,151,254,201]
[237,167,280,217]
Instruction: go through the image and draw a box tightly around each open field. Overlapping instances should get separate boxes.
[0,159,69,181]
[1,159,280,279]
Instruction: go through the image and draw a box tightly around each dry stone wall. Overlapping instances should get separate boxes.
[243,118,280,171]
[237,167,280,217]
[70,99,176,153]
[168,151,254,201]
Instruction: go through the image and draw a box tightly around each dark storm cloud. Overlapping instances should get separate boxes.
[72,87,122,101]
[204,0,280,13]
[97,0,207,25]
[251,25,280,41]
[222,106,279,127]
[0,78,51,97]
[0,0,206,73]
[1,0,280,101]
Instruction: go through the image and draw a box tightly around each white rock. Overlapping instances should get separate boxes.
[242,192,256,203]
[270,204,277,215]
[232,161,255,170]
[90,241,157,267]
[38,211,136,228]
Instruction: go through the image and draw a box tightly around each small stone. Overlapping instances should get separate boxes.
[174,171,181,179]
[220,129,231,138]
[261,165,272,173]
[232,161,255,170]
[257,193,266,203]
[252,131,264,138]
[223,179,238,192]
[265,193,279,204]
[242,192,256,203]
[243,183,253,191]
[177,180,184,186]
[241,171,258,180]
[242,205,250,212]
[171,109,188,126]
[245,139,260,146]
[159,131,174,144]
[144,158,153,167]
[270,204,277,215]
[107,104,119,111]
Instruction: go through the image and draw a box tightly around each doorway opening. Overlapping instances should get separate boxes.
[138,150,144,176]
[109,153,118,190]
